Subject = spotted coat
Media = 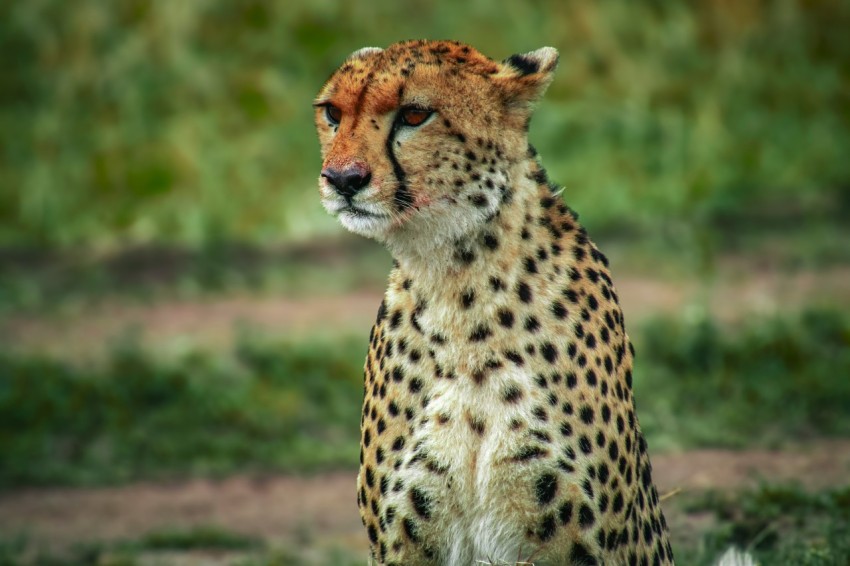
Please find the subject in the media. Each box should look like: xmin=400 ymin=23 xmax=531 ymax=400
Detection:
xmin=314 ymin=40 xmax=674 ymax=566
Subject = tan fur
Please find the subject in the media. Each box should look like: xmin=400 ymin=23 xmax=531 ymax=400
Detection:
xmin=314 ymin=40 xmax=674 ymax=565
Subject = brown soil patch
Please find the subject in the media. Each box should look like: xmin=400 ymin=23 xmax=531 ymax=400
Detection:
xmin=3 ymin=267 xmax=849 ymax=359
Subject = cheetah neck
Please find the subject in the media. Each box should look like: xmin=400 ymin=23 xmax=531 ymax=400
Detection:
xmin=388 ymin=154 xmax=546 ymax=291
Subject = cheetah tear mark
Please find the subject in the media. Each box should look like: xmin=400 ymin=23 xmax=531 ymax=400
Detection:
xmin=386 ymin=87 xmax=415 ymax=211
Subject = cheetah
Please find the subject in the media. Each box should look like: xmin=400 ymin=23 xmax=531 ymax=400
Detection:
xmin=314 ymin=40 xmax=674 ymax=565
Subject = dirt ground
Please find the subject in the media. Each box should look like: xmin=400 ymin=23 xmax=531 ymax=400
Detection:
xmin=4 ymin=266 xmax=849 ymax=360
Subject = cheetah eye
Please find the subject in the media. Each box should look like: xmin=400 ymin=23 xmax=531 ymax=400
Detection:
xmin=400 ymin=107 xmax=433 ymax=127
xmin=324 ymin=104 xmax=342 ymax=125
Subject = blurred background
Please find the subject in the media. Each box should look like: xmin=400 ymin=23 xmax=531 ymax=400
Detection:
xmin=1 ymin=0 xmax=849 ymax=564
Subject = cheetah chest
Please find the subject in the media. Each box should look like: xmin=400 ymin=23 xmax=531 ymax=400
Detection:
xmin=410 ymin=369 xmax=548 ymax=563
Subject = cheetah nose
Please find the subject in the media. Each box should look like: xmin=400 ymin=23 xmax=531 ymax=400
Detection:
xmin=322 ymin=164 xmax=372 ymax=199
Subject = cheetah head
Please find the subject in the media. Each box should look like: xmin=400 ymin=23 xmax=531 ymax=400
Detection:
xmin=314 ymin=40 xmax=558 ymax=255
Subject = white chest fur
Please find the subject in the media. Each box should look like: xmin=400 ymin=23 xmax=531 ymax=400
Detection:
xmin=413 ymin=366 xmax=545 ymax=564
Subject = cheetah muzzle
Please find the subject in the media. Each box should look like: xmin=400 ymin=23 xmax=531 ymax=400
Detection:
xmin=314 ymin=40 xmax=675 ymax=566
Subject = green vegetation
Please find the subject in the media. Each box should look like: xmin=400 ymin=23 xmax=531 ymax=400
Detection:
xmin=140 ymin=526 xmax=262 ymax=551
xmin=2 ymin=0 xmax=848 ymax=249
xmin=0 ymin=526 xmax=365 ymax=566
xmin=679 ymin=484 xmax=850 ymax=566
xmin=2 ymin=309 xmax=847 ymax=488
xmin=635 ymin=309 xmax=850 ymax=450
xmin=0 ymin=336 xmax=365 ymax=487
xmin=0 ymin=237 xmax=391 ymax=314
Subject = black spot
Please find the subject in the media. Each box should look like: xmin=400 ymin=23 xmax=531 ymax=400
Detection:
xmin=552 ymin=301 xmax=568 ymax=319
xmin=512 ymin=445 xmax=548 ymax=461
xmin=531 ymin=429 xmax=551 ymax=442
xmin=461 ymin=289 xmax=475 ymax=308
xmin=469 ymin=324 xmax=492 ymax=342
xmin=559 ymin=501 xmax=574 ymax=524
xmin=489 ymin=276 xmax=505 ymax=291
xmin=368 ymin=523 xmax=378 ymax=544
xmin=524 ymin=256 xmax=538 ymax=274
xmin=505 ymin=350 xmax=524 ymax=366
xmin=392 ymin=367 xmax=404 ymax=382
xmin=541 ymin=342 xmax=558 ymax=363
xmin=389 ymin=310 xmax=402 ymax=329
xmin=455 ymin=247 xmax=475 ymax=265
xmin=580 ymin=405 xmax=595 ymax=424
xmin=609 ymin=441 xmax=619 ymax=461
xmin=579 ymin=435 xmax=592 ymax=454
xmin=467 ymin=414 xmax=486 ymax=435
xmin=497 ymin=309 xmax=515 ymax=328
xmin=560 ymin=422 xmax=573 ymax=436
xmin=410 ymin=487 xmax=432 ymax=519
xmin=564 ymin=289 xmax=579 ymax=303
xmin=579 ymin=504 xmax=595 ymax=528
xmin=570 ymin=542 xmax=597 ymax=564
xmin=537 ymin=513 xmax=557 ymax=541
xmin=392 ymin=436 xmax=405 ymax=451
xmin=535 ymin=472 xmax=558 ymax=506
xmin=402 ymin=517 xmax=420 ymax=542
xmin=482 ymin=233 xmax=499 ymax=250
xmin=430 ymin=333 xmax=446 ymax=345
xmin=409 ymin=377 xmax=422 ymax=393
xmin=502 ymin=384 xmax=523 ymax=404
xmin=518 ymin=282 xmax=533 ymax=303
xmin=598 ymin=463 xmax=610 ymax=484
xmin=470 ymin=193 xmax=488 ymax=207
xmin=524 ymin=315 xmax=540 ymax=333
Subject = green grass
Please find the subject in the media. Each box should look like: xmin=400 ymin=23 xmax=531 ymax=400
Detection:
xmin=0 ymin=335 xmax=366 ymax=487
xmin=1 ymin=0 xmax=848 ymax=248
xmin=634 ymin=309 xmax=850 ymax=450
xmin=1 ymin=309 xmax=848 ymax=488
xmin=678 ymin=484 xmax=850 ymax=566
xmin=0 ymin=530 xmax=358 ymax=566
xmin=140 ymin=526 xmax=262 ymax=551
xmin=0 ymin=237 xmax=391 ymax=315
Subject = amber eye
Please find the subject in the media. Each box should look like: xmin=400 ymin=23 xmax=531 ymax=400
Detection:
xmin=325 ymin=104 xmax=342 ymax=125
xmin=400 ymin=107 xmax=432 ymax=127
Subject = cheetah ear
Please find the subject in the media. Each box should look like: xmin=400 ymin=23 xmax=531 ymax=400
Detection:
xmin=495 ymin=47 xmax=559 ymax=110
xmin=347 ymin=46 xmax=384 ymax=60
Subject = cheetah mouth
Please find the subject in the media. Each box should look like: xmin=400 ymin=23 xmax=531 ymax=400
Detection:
xmin=338 ymin=205 xmax=390 ymax=219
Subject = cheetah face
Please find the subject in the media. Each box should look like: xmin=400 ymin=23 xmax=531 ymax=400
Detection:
xmin=314 ymin=40 xmax=558 ymax=251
